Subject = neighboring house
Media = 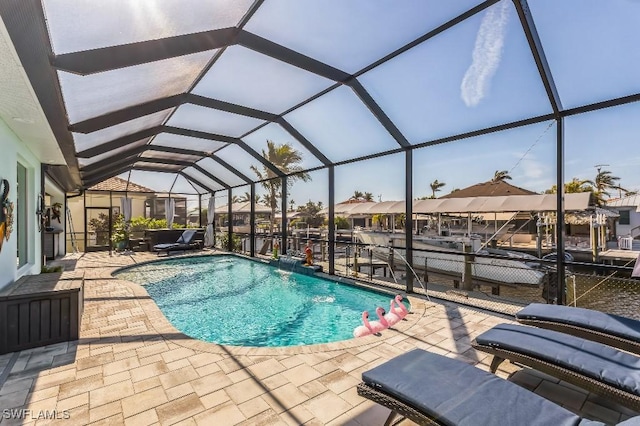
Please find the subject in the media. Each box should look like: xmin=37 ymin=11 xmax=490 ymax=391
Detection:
xmin=606 ymin=194 xmax=640 ymax=239
xmin=439 ymin=180 xmax=537 ymax=198
xmin=66 ymin=177 xmax=188 ymax=252
xmin=149 ymin=192 xmax=188 ymax=226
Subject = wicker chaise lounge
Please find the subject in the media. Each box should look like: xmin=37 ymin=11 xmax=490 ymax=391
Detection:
xmin=358 ymin=349 xmax=640 ymax=426
xmin=472 ymin=324 xmax=640 ymax=412
xmin=516 ymin=303 xmax=640 ymax=355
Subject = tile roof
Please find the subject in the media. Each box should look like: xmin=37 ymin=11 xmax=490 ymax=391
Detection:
xmin=88 ymin=177 xmax=155 ymax=193
xmin=439 ymin=181 xmax=537 ymax=199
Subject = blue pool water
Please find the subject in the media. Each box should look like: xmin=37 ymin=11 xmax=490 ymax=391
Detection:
xmin=114 ymin=255 xmax=407 ymax=347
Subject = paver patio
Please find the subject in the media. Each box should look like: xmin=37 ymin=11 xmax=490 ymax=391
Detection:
xmin=0 ymin=251 xmax=637 ymax=425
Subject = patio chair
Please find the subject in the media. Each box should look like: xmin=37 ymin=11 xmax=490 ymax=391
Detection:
xmin=472 ymin=324 xmax=640 ymax=412
xmin=515 ymin=303 xmax=640 ymax=355
xmin=153 ymin=229 xmax=199 ymax=256
xmin=358 ymin=348 xmax=635 ymax=426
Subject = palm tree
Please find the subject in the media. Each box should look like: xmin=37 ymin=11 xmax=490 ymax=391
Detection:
xmin=492 ymin=170 xmax=512 ymax=182
xmin=612 ymin=185 xmax=629 ymax=199
xmin=261 ymin=193 xmax=274 ymax=208
xmin=350 ymin=190 xmax=364 ymax=201
xmin=250 ymin=141 xmax=310 ymax=235
xmin=231 ymin=195 xmax=240 ymax=203
xmin=289 ymin=199 xmax=296 ymax=212
xmin=429 ymin=179 xmax=446 ymax=198
xmin=363 ymin=192 xmax=374 ymax=202
xmin=238 ymin=191 xmax=252 ymax=202
xmin=594 ymin=168 xmax=622 ymax=205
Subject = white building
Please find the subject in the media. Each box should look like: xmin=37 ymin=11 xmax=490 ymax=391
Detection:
xmin=606 ymin=195 xmax=640 ymax=242
xmin=0 ymin=21 xmax=70 ymax=289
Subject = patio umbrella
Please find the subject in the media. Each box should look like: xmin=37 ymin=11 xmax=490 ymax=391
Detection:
xmin=165 ymin=198 xmax=175 ymax=229
xmin=205 ymin=196 xmax=215 ymax=247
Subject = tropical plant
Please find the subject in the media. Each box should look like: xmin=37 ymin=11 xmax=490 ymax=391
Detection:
xmin=129 ymin=216 xmax=169 ymax=231
xmin=217 ymin=232 xmax=242 ymax=251
xmin=297 ymin=200 xmax=324 ymax=227
xmin=395 ymin=213 xmax=406 ymax=229
xmin=110 ymin=213 xmax=128 ymax=249
xmin=429 ymin=179 xmax=446 ymax=198
xmin=591 ymin=168 xmax=624 ymax=205
xmin=544 ymin=178 xmax=594 ymax=195
xmin=334 ymin=216 xmax=350 ymax=229
xmin=363 ymin=192 xmax=374 ymax=202
xmin=492 ymin=170 xmax=512 ymax=182
xmin=88 ymin=213 xmax=111 ymax=246
xmin=238 ymin=192 xmax=252 ymax=202
xmin=350 ymin=190 xmax=364 ymax=201
xmin=250 ymin=141 xmax=310 ymax=235
xmin=372 ymin=214 xmax=386 ymax=230
xmin=289 ymin=199 xmax=296 ymax=211
xmin=261 ymin=193 xmax=274 ymax=208
xmin=231 ymin=195 xmax=240 ymax=203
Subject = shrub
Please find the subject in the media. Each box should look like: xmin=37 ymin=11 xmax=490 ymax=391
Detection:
xmin=335 ymin=216 xmax=350 ymax=229
xmin=217 ymin=233 xmax=242 ymax=251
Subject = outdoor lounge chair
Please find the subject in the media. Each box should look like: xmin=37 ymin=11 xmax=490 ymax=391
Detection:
xmin=358 ymin=348 xmax=638 ymax=426
xmin=472 ymin=323 xmax=640 ymax=411
xmin=153 ymin=229 xmax=199 ymax=255
xmin=516 ymin=303 xmax=640 ymax=355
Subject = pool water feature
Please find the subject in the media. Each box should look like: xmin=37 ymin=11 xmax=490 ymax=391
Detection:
xmin=114 ymin=255 xmax=408 ymax=347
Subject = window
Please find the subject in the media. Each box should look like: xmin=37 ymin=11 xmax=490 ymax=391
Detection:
xmin=16 ymin=163 xmax=28 ymax=268
xmin=153 ymin=199 xmax=165 ymax=219
xmin=619 ymin=210 xmax=630 ymax=225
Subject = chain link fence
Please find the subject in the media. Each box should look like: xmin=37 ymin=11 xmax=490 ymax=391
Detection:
xmin=566 ymin=268 xmax=640 ymax=320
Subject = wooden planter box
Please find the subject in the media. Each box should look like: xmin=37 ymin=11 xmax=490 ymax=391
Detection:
xmin=0 ymin=271 xmax=84 ymax=355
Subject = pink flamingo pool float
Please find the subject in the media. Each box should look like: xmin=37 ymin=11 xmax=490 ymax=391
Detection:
xmin=353 ymin=295 xmax=409 ymax=337
xmin=391 ymin=295 xmax=409 ymax=318
xmin=353 ymin=307 xmax=389 ymax=337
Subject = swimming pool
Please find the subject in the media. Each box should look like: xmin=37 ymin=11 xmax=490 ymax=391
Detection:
xmin=114 ymin=255 xmax=407 ymax=347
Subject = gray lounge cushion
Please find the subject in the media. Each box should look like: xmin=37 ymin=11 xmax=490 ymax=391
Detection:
xmin=361 ymin=349 xmax=585 ymax=426
xmin=475 ymin=324 xmax=640 ymax=395
xmin=154 ymin=230 xmax=197 ymax=251
xmin=516 ymin=303 xmax=640 ymax=343
xmin=618 ymin=418 xmax=640 ymax=426
xmin=153 ymin=243 xmax=180 ymax=250
xmin=176 ymin=229 xmax=196 ymax=244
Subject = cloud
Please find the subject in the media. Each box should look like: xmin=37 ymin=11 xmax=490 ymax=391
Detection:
xmin=520 ymin=157 xmax=546 ymax=180
xmin=460 ymin=1 xmax=510 ymax=107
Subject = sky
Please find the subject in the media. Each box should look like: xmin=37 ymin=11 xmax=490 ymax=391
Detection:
xmin=76 ymin=0 xmax=640 ymax=210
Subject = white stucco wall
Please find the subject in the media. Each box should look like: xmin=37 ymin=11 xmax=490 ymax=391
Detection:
xmin=0 ymin=118 xmax=43 ymax=290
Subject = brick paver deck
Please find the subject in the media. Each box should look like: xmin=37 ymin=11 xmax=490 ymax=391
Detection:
xmin=0 ymin=251 xmax=637 ymax=425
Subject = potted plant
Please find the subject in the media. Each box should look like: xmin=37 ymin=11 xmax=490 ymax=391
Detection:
xmin=111 ymin=214 xmax=129 ymax=251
